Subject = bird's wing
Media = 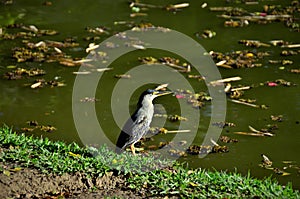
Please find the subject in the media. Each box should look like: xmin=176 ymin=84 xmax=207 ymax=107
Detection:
xmin=116 ymin=111 xmax=151 ymax=153
xmin=134 ymin=114 xmax=147 ymax=125
xmin=120 ymin=115 xmax=149 ymax=150
xmin=130 ymin=115 xmax=149 ymax=139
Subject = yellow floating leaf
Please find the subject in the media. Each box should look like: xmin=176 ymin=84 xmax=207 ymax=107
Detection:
xmin=6 ymin=65 xmax=17 ymax=69
xmin=265 ymin=167 xmax=274 ymax=170
xmin=282 ymin=161 xmax=293 ymax=164
xmin=281 ymin=172 xmax=291 ymax=176
xmin=245 ymin=53 xmax=254 ymax=58
xmin=57 ymin=82 xmax=66 ymax=87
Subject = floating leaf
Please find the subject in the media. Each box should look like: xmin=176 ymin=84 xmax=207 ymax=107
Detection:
xmin=31 ymin=81 xmax=42 ymax=89
xmin=281 ymin=172 xmax=291 ymax=176
xmin=261 ymin=154 xmax=272 ymax=167
xmin=6 ymin=65 xmax=16 ymax=69
xmin=282 ymin=161 xmax=294 ymax=164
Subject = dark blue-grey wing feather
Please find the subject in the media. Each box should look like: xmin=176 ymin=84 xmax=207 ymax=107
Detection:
xmin=115 ymin=111 xmax=150 ymax=153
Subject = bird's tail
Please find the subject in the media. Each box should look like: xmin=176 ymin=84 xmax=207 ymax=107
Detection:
xmin=115 ymin=130 xmax=130 ymax=154
xmin=115 ymin=146 xmax=123 ymax=154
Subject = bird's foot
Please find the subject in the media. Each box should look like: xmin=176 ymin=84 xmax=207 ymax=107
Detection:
xmin=130 ymin=144 xmax=136 ymax=156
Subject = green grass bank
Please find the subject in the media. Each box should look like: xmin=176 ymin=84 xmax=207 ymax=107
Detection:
xmin=0 ymin=126 xmax=299 ymax=198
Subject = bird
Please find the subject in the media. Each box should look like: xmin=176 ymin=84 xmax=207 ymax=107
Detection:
xmin=116 ymin=89 xmax=172 ymax=155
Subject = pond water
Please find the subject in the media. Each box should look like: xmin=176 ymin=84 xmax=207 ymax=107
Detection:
xmin=0 ymin=0 xmax=299 ymax=189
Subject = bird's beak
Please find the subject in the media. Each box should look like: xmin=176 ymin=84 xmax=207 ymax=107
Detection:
xmin=154 ymin=90 xmax=173 ymax=97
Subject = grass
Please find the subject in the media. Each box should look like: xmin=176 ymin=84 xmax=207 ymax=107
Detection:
xmin=0 ymin=125 xmax=299 ymax=198
xmin=0 ymin=126 xmax=170 ymax=176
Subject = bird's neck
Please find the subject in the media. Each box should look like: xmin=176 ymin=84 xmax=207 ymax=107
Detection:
xmin=139 ymin=99 xmax=154 ymax=110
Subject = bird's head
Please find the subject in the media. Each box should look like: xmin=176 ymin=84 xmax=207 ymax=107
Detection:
xmin=137 ymin=89 xmax=172 ymax=106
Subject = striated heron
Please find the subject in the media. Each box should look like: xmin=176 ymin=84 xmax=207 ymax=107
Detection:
xmin=116 ymin=89 xmax=172 ymax=155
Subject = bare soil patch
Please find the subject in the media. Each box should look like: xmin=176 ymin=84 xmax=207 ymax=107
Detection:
xmin=0 ymin=162 xmax=146 ymax=198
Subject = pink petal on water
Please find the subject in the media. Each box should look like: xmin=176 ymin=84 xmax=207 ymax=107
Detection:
xmin=267 ymin=82 xmax=278 ymax=87
xmin=260 ymin=12 xmax=267 ymax=17
xmin=176 ymin=94 xmax=185 ymax=99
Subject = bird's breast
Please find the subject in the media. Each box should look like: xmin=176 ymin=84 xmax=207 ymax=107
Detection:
xmin=138 ymin=105 xmax=154 ymax=125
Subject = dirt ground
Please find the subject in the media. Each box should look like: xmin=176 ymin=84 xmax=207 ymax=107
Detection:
xmin=0 ymin=162 xmax=146 ymax=199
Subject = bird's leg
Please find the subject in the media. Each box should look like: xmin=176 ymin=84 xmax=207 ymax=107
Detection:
xmin=130 ymin=144 xmax=136 ymax=155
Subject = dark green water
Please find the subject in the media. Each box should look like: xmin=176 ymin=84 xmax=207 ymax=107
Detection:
xmin=0 ymin=0 xmax=299 ymax=189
